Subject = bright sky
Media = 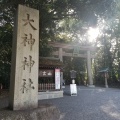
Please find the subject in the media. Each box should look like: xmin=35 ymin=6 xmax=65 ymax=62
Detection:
xmin=87 ymin=27 xmax=100 ymax=42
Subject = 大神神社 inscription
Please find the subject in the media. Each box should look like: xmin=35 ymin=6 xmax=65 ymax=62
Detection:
xmin=22 ymin=33 xmax=35 ymax=51
xmin=20 ymin=78 xmax=35 ymax=93
xmin=9 ymin=5 xmax=39 ymax=110
xmin=23 ymin=55 xmax=35 ymax=73
xmin=22 ymin=14 xmax=37 ymax=30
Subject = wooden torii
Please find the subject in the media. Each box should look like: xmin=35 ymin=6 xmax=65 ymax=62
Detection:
xmin=48 ymin=42 xmax=96 ymax=87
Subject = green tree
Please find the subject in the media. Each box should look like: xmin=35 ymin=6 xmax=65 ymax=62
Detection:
xmin=0 ymin=0 xmax=117 ymax=87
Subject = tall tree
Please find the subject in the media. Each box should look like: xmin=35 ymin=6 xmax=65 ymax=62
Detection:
xmin=0 ymin=0 xmax=117 ymax=86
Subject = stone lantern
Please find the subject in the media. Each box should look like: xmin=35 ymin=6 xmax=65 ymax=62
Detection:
xmin=98 ymin=68 xmax=109 ymax=88
xmin=70 ymin=70 xmax=76 ymax=84
xmin=70 ymin=70 xmax=77 ymax=96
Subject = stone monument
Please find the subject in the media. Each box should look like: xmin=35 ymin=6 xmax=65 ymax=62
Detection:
xmin=9 ymin=5 xmax=39 ymax=110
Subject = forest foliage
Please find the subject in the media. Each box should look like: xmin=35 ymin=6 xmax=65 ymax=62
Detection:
xmin=0 ymin=0 xmax=120 ymax=87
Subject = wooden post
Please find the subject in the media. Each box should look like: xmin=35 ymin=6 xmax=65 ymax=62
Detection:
xmin=87 ymin=51 xmax=94 ymax=87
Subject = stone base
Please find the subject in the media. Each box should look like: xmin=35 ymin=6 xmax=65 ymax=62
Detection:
xmin=38 ymin=90 xmax=63 ymax=100
xmin=0 ymin=104 xmax=60 ymax=120
xmin=88 ymin=85 xmax=95 ymax=87
xmin=105 ymin=85 xmax=108 ymax=88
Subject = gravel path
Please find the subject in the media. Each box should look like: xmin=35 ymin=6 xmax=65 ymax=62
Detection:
xmin=1 ymin=86 xmax=120 ymax=120
xmin=39 ymin=86 xmax=120 ymax=120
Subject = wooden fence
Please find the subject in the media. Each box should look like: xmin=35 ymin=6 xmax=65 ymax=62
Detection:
xmin=38 ymin=83 xmax=55 ymax=91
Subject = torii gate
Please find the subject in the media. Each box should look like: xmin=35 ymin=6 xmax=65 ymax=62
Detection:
xmin=48 ymin=42 xmax=96 ymax=87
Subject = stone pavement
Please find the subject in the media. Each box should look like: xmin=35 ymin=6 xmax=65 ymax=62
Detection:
xmin=1 ymin=86 xmax=120 ymax=120
xmin=39 ymin=86 xmax=120 ymax=120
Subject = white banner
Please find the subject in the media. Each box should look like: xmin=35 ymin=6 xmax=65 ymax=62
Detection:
xmin=55 ymin=69 xmax=60 ymax=89
xmin=70 ymin=84 xmax=77 ymax=96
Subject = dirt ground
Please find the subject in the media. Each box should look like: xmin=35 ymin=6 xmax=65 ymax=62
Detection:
xmin=0 ymin=89 xmax=9 ymax=98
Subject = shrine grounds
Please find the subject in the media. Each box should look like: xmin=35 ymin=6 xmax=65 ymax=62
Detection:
xmin=40 ymin=86 xmax=120 ymax=120
xmin=1 ymin=86 xmax=120 ymax=120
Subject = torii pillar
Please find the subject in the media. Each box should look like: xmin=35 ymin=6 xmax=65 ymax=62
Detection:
xmin=59 ymin=48 xmax=63 ymax=62
xmin=59 ymin=48 xmax=64 ymax=88
xmin=87 ymin=51 xmax=95 ymax=87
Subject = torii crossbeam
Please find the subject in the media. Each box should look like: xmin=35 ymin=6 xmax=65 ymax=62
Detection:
xmin=48 ymin=42 xmax=96 ymax=87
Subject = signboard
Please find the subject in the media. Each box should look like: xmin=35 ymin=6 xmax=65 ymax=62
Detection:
xmin=70 ymin=70 xmax=76 ymax=79
xmin=73 ymin=47 xmax=79 ymax=56
xmin=70 ymin=84 xmax=77 ymax=96
xmin=55 ymin=69 xmax=60 ymax=89
xmin=39 ymin=69 xmax=54 ymax=77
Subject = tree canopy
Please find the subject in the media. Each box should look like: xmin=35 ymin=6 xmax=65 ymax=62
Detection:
xmin=1 ymin=0 xmax=120 ymax=87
